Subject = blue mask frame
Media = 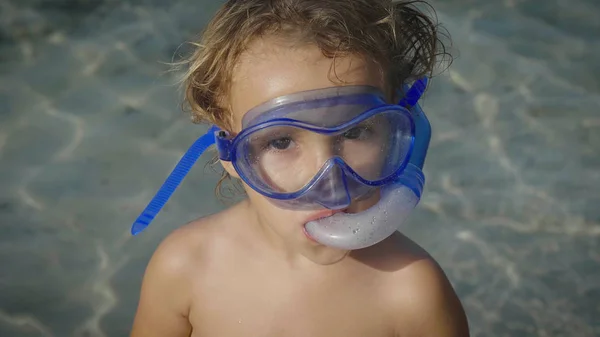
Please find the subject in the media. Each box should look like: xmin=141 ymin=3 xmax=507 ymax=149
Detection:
xmin=130 ymin=77 xmax=431 ymax=235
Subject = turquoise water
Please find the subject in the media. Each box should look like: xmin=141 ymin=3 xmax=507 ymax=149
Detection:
xmin=1 ymin=0 xmax=599 ymax=336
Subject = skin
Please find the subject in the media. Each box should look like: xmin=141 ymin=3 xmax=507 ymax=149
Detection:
xmin=130 ymin=36 xmax=470 ymax=337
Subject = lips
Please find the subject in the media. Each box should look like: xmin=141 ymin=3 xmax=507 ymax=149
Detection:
xmin=302 ymin=209 xmax=345 ymax=243
xmin=303 ymin=209 xmax=345 ymax=224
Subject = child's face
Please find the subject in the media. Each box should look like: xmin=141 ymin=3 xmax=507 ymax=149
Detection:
xmin=225 ymin=36 xmax=386 ymax=258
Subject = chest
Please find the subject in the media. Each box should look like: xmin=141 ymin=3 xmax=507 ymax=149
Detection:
xmin=189 ymin=272 xmax=394 ymax=337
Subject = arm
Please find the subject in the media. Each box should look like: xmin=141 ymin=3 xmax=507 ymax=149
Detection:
xmin=392 ymin=258 xmax=470 ymax=337
xmin=130 ymin=231 xmax=195 ymax=337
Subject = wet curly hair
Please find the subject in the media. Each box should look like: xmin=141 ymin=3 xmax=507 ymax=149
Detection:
xmin=178 ymin=0 xmax=452 ymax=199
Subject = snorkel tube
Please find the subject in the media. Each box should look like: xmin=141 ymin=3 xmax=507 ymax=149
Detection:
xmin=303 ymin=78 xmax=431 ymax=250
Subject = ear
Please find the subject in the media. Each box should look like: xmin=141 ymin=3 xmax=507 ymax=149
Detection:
xmin=220 ymin=159 xmax=240 ymax=179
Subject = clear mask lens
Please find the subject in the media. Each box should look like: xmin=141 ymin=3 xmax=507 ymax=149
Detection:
xmin=237 ymin=110 xmax=412 ymax=195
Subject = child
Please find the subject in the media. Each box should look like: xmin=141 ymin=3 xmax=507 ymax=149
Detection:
xmin=130 ymin=0 xmax=469 ymax=336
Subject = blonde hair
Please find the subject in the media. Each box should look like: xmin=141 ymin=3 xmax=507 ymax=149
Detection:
xmin=179 ymin=0 xmax=451 ymax=199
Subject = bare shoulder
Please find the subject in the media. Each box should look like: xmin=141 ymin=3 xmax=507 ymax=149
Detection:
xmin=362 ymin=233 xmax=470 ymax=337
xmin=147 ymin=216 xmax=213 ymax=279
xmin=130 ymin=204 xmax=247 ymax=336
xmin=149 ymin=201 xmax=248 ymax=276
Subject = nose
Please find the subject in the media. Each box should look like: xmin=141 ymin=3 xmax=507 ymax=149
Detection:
xmin=310 ymin=135 xmax=339 ymax=172
xmin=308 ymin=160 xmax=351 ymax=210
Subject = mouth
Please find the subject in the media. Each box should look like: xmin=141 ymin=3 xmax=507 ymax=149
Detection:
xmin=302 ymin=209 xmax=346 ymax=243
xmin=303 ymin=209 xmax=346 ymax=224
xmin=302 ymin=226 xmax=318 ymax=242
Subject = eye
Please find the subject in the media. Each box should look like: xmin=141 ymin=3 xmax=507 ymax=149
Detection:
xmin=343 ymin=126 xmax=370 ymax=140
xmin=268 ymin=137 xmax=292 ymax=150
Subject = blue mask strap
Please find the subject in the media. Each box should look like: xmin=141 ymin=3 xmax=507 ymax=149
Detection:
xmin=131 ymin=125 xmax=219 ymax=235
xmin=398 ymin=77 xmax=428 ymax=108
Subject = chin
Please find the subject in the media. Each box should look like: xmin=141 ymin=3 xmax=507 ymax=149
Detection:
xmin=305 ymin=245 xmax=351 ymax=265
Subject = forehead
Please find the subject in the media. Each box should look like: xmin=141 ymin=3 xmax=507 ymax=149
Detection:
xmin=228 ymin=37 xmax=385 ymax=130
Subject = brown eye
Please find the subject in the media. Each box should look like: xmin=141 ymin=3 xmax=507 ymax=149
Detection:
xmin=268 ymin=137 xmax=292 ymax=150
xmin=343 ymin=126 xmax=369 ymax=140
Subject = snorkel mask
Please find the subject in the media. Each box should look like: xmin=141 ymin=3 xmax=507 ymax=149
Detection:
xmin=131 ymin=78 xmax=431 ymax=250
